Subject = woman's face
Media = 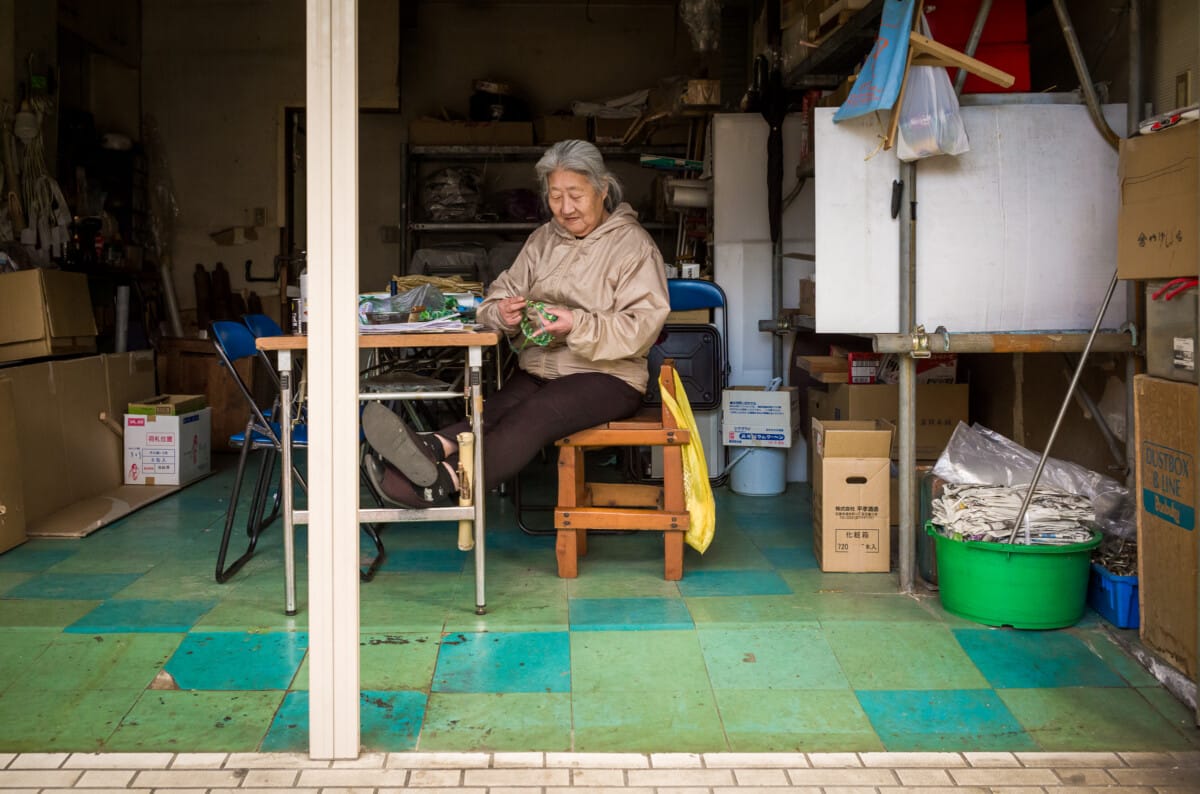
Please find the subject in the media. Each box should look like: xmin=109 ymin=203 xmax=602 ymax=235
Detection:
xmin=547 ymin=169 xmax=607 ymax=237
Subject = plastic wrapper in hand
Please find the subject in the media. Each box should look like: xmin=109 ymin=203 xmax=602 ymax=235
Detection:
xmin=421 ymin=167 xmax=481 ymax=221
xmin=932 ymin=422 xmax=1135 ymax=539
xmin=142 ymin=114 xmax=180 ymax=259
xmin=410 ymin=243 xmax=486 ymax=281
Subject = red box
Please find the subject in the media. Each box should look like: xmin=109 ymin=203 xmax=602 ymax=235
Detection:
xmin=959 ymin=42 xmax=1031 ymax=94
xmin=925 ymin=0 xmax=1027 ymax=46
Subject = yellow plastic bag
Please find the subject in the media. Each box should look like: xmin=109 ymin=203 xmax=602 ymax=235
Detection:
xmin=659 ymin=368 xmax=715 ymax=553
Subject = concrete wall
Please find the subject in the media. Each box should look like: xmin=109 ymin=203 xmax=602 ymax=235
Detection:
xmin=138 ymin=0 xmax=708 ymax=328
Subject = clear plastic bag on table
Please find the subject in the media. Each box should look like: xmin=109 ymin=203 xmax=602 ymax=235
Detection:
xmin=359 ymin=283 xmax=446 ymax=324
xmin=421 ymin=167 xmax=482 ymax=221
xmin=895 ymin=61 xmax=970 ymax=162
xmin=931 ymin=422 xmax=1135 ymax=539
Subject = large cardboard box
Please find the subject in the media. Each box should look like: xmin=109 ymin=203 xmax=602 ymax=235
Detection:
xmin=812 ymin=419 xmax=893 ymax=572
xmin=0 ymin=269 xmax=97 ymax=364
xmin=808 ymin=382 xmax=968 ymax=460
xmin=124 ymin=408 xmax=212 ymax=486
xmin=1134 ymin=374 xmax=1197 ymax=678
xmin=408 ymin=119 xmax=534 ymax=146
xmin=721 ymin=387 xmax=800 ymax=448
xmin=0 ymin=379 xmax=26 ymax=554
xmin=1118 ymin=124 xmax=1198 ymax=280
xmin=0 ymin=351 xmax=175 ymax=539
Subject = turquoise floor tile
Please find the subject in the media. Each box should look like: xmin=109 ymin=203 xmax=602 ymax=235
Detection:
xmin=698 ymin=627 xmax=849 ymax=690
xmin=857 ymin=689 xmax=1039 ymax=751
xmin=953 ymin=628 xmax=1126 ymax=688
xmin=378 ymin=548 xmax=466 ymax=573
xmin=165 ymin=632 xmax=308 ymax=690
xmin=261 ymin=690 xmax=426 ymax=752
xmin=5 ymin=572 xmax=142 ymax=600
xmin=0 ymin=545 xmax=78 ymax=572
xmin=65 ymin=599 xmax=217 ymax=633
xmin=758 ymin=546 xmax=820 ymax=570
xmin=432 ymin=631 xmax=569 ymax=693
xmin=676 ymin=570 xmax=792 ymax=597
xmin=568 ymin=597 xmax=693 ymax=631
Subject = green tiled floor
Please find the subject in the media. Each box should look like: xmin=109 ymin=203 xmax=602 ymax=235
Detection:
xmin=0 ymin=452 xmax=1196 ymax=753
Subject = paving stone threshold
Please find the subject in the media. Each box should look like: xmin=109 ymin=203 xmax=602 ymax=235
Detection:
xmin=2 ymin=750 xmax=1199 ymax=791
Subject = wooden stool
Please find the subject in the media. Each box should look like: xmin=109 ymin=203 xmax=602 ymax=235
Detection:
xmin=554 ymin=361 xmax=690 ymax=580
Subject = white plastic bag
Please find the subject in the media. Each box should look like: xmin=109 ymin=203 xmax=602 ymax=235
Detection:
xmin=896 ymin=63 xmax=970 ymax=162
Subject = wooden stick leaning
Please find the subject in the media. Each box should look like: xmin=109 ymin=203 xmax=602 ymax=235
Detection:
xmin=456 ymin=431 xmax=475 ymax=551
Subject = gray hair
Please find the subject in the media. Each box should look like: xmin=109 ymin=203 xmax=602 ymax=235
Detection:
xmin=535 ymin=139 xmax=623 ymax=211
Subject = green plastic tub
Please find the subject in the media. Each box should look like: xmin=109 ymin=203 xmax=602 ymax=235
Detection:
xmin=926 ymin=521 xmax=1102 ymax=629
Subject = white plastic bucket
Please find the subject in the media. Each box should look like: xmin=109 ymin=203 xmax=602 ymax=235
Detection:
xmin=729 ymin=447 xmax=787 ymax=496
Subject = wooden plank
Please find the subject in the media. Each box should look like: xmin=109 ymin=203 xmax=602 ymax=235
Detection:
xmin=557 ymin=427 xmax=690 ymax=447
xmin=587 ymin=482 xmax=662 ymax=508
xmin=909 ymin=31 xmax=1015 ymax=88
xmin=555 ymin=507 xmax=688 ymax=531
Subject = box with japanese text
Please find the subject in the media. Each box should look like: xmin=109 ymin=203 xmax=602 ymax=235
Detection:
xmin=721 ymin=386 xmax=800 ymax=448
xmin=1118 ymin=124 xmax=1198 ymax=279
xmin=1133 ymin=375 xmax=1196 ymax=678
xmin=812 ymin=418 xmax=893 ymax=572
xmin=124 ymin=408 xmax=212 ymax=486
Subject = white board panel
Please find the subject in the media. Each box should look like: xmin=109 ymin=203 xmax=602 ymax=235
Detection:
xmin=814 ymin=103 xmax=1127 ymax=333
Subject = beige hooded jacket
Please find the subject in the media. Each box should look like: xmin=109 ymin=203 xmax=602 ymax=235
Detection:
xmin=477 ymin=202 xmax=670 ymax=393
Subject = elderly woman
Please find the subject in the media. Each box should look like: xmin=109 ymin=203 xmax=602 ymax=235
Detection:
xmin=363 ymin=139 xmax=671 ymax=507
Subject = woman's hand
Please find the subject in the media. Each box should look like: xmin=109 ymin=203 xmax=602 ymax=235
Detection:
xmin=497 ymin=295 xmax=526 ymax=329
xmin=535 ymin=304 xmax=574 ymax=337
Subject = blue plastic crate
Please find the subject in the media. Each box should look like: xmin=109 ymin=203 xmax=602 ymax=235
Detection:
xmin=1087 ymin=563 xmax=1139 ymax=629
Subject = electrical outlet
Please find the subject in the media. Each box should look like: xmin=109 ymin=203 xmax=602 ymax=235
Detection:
xmin=253 ymin=207 xmax=267 ymax=227
xmin=1176 ymin=70 xmax=1193 ymax=108
xmin=379 ymin=225 xmax=401 ymax=244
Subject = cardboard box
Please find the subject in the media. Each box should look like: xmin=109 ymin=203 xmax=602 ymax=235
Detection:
xmin=0 ymin=379 xmax=26 ymax=555
xmin=534 ymin=115 xmax=588 ymax=144
xmin=808 ymin=382 xmax=968 ymax=460
xmin=1118 ymin=124 xmax=1198 ymax=279
xmin=408 ymin=119 xmax=534 ymax=146
xmin=124 ymin=408 xmax=212 ymax=486
xmin=592 ymin=117 xmax=635 ymax=144
xmin=876 ymin=353 xmax=958 ymax=384
xmin=812 ymin=418 xmax=893 ymax=572
xmin=128 ymin=394 xmax=208 ymax=416
xmin=1134 ymin=375 xmax=1197 ymax=678
xmin=0 ymin=351 xmax=173 ymax=539
xmin=798 ymin=277 xmax=816 ymax=316
xmin=0 ymin=269 xmax=97 ymax=364
xmin=722 ymin=387 xmax=800 ymax=448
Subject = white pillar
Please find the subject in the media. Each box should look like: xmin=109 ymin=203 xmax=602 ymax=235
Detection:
xmin=305 ymin=0 xmax=361 ymax=760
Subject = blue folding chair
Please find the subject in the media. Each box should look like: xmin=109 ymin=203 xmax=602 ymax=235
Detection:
xmin=211 ymin=320 xmax=308 ymax=583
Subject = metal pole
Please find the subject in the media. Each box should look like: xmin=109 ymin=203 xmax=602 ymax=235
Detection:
xmin=1007 ymin=270 xmax=1121 ymax=543
xmin=954 ymin=0 xmax=994 ymax=94
xmin=897 ymin=160 xmax=917 ymax=593
xmin=872 ymin=331 xmax=1136 ymax=354
xmin=1051 ymin=0 xmax=1120 ymax=150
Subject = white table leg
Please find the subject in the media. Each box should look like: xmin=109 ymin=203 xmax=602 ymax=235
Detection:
xmin=469 ymin=344 xmax=486 ymax=615
xmin=279 ymin=349 xmax=297 ymax=616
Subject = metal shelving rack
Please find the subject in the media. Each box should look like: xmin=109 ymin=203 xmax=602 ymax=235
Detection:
xmin=400 ymin=144 xmax=686 ymax=272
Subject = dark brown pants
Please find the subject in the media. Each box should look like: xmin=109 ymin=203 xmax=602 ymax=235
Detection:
xmin=439 ymin=369 xmax=643 ymax=490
